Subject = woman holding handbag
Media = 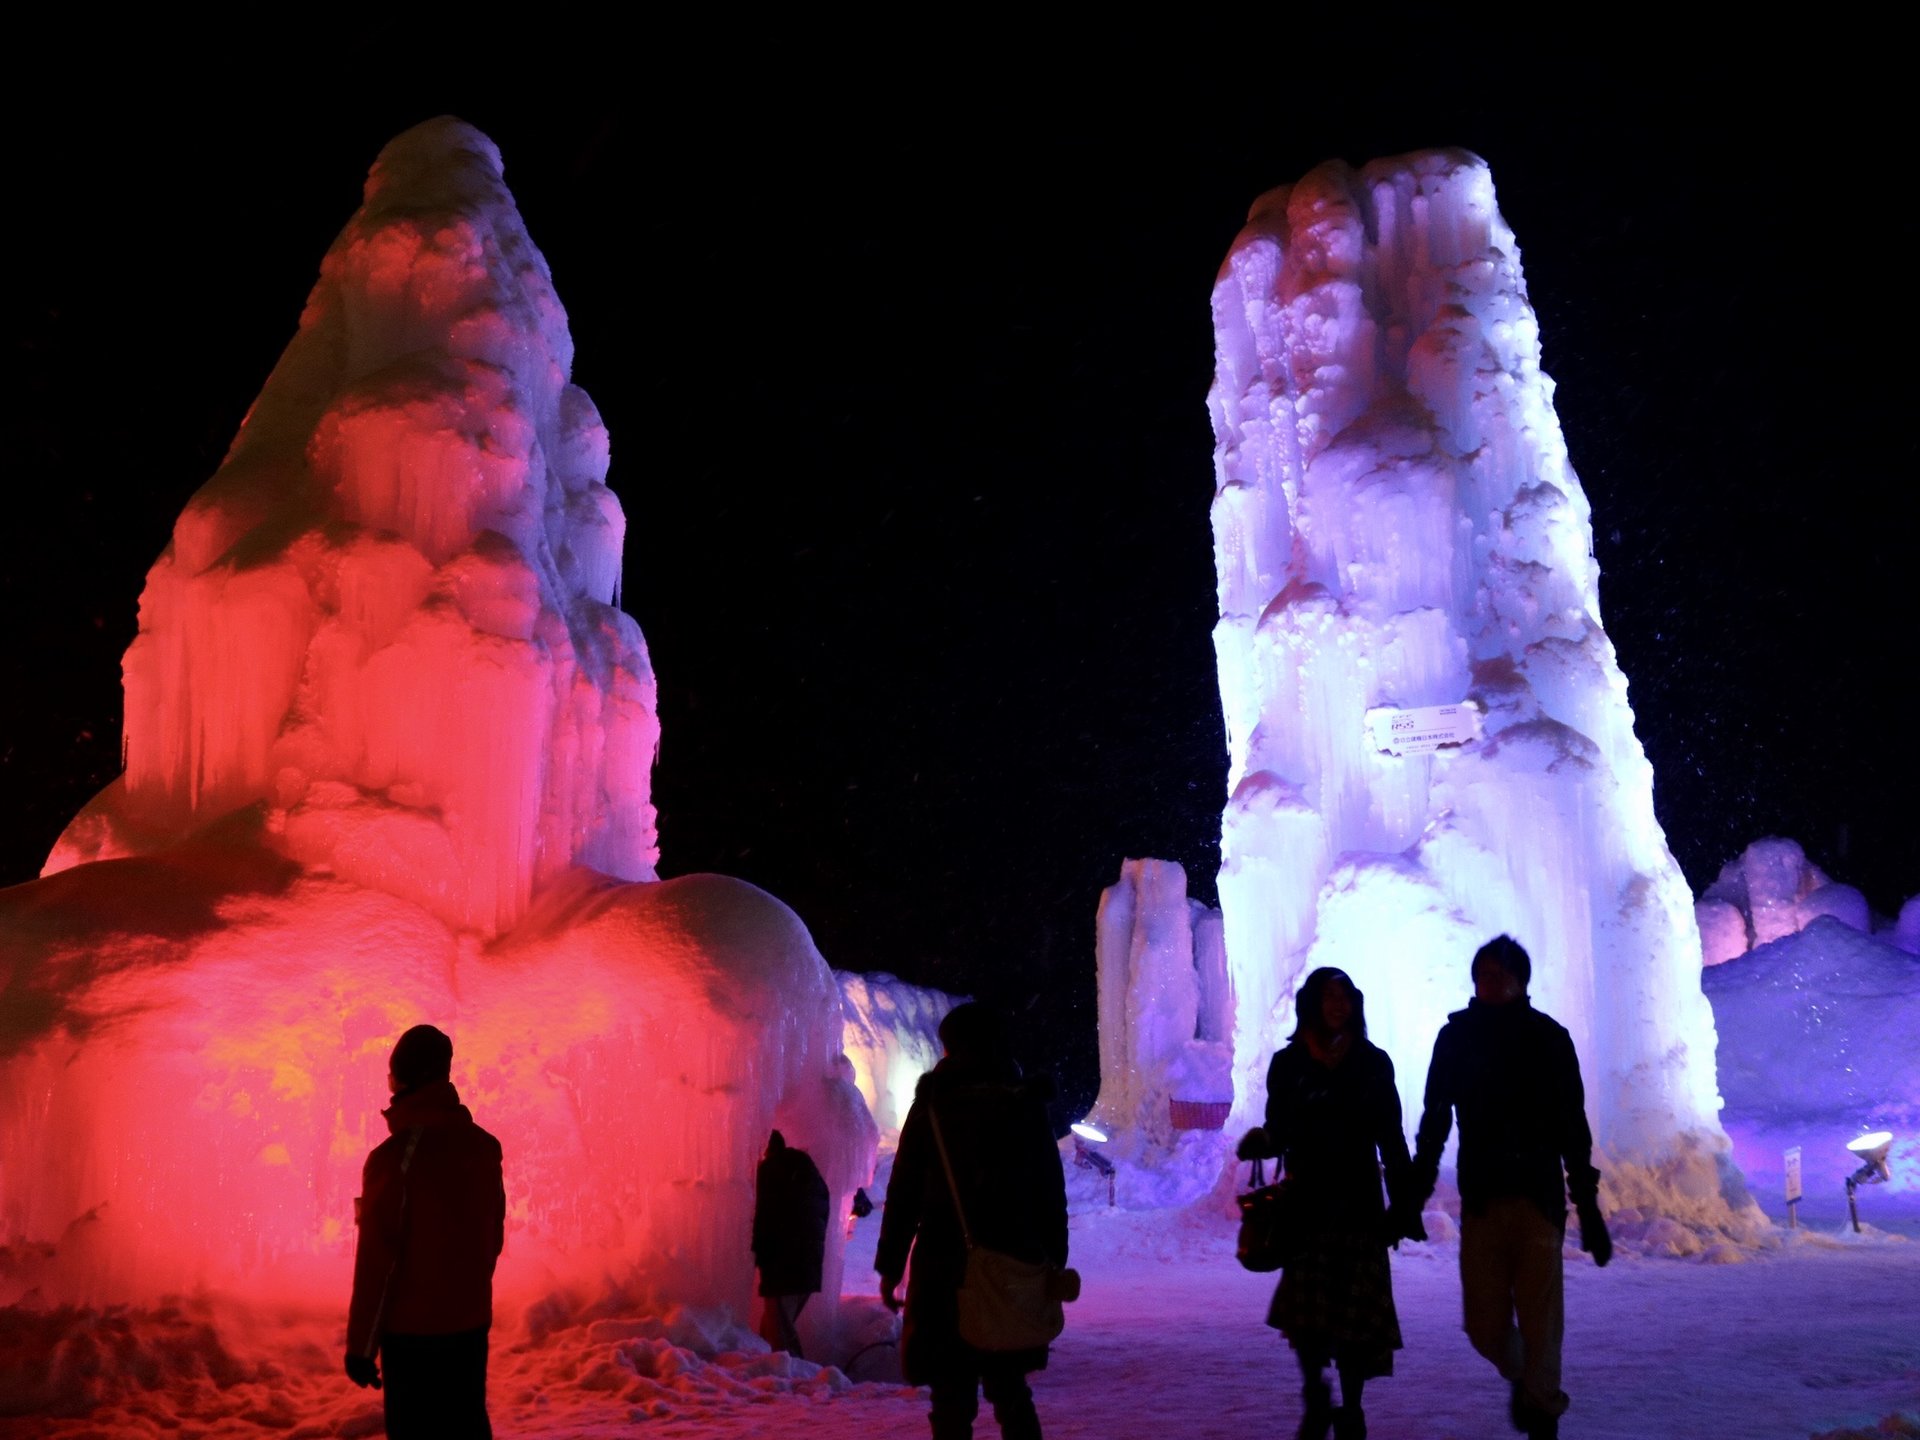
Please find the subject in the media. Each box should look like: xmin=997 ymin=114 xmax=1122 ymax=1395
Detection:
xmin=1259 ymin=967 xmax=1422 ymax=1440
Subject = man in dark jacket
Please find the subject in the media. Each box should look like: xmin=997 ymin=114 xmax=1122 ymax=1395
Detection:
xmin=345 ymin=1024 xmax=506 ymax=1439
xmin=877 ymin=1002 xmax=1068 ymax=1440
xmin=751 ymin=1129 xmax=831 ymax=1358
xmin=1411 ymin=936 xmax=1611 ymax=1440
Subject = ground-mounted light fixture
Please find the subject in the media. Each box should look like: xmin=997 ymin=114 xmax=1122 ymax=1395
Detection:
xmin=1844 ymin=1130 xmax=1894 ymax=1234
xmin=1070 ymin=1122 xmax=1115 ymax=1207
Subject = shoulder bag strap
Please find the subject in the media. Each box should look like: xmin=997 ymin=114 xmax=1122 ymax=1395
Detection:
xmin=927 ymin=1107 xmax=976 ymax=1251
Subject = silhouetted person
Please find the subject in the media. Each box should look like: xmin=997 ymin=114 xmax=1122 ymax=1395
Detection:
xmin=877 ymin=1002 xmax=1068 ymax=1440
xmin=346 ymin=1024 xmax=505 ymax=1439
xmin=1250 ymin=966 xmax=1420 ymax=1440
xmin=751 ymin=1129 xmax=831 ymax=1358
xmin=1411 ymin=936 xmax=1612 ymax=1440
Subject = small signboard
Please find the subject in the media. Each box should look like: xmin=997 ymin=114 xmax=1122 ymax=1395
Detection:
xmin=1784 ymin=1145 xmax=1803 ymax=1228
xmin=1365 ymin=701 xmax=1482 ymax=757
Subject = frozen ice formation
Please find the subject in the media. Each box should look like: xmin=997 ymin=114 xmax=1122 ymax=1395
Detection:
xmin=0 ymin=121 xmax=875 ymax=1350
xmin=1087 ymin=859 xmax=1231 ymax=1147
xmin=1207 ymin=150 xmax=1743 ymax=1200
xmin=1696 ymin=836 xmax=1872 ymax=965
xmin=836 ymin=971 xmax=963 ymax=1149
xmin=45 ymin=117 xmax=659 ymax=936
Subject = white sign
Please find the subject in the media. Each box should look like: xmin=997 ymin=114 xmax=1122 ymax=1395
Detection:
xmin=1365 ymin=701 xmax=1482 ymax=757
xmin=1784 ymin=1146 xmax=1803 ymax=1204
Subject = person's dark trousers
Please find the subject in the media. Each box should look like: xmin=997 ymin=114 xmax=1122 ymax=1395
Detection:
xmin=380 ymin=1327 xmax=492 ymax=1439
xmin=928 ymin=1352 xmax=1042 ymax=1440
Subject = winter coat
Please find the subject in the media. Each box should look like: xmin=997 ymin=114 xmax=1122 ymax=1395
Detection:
xmin=1412 ymin=996 xmax=1600 ymax=1223
xmin=875 ymin=1056 xmax=1068 ymax=1385
xmin=752 ymin=1142 xmax=831 ymax=1296
xmin=347 ymin=1080 xmax=506 ymax=1354
xmin=1264 ymin=1037 xmax=1415 ymax=1234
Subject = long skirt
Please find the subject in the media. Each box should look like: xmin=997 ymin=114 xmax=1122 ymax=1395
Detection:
xmin=1266 ymin=1229 xmax=1401 ymax=1379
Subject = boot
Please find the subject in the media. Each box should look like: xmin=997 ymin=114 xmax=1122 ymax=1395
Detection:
xmin=1333 ymin=1365 xmax=1366 ymax=1439
xmin=1294 ymin=1371 xmax=1334 ymax=1440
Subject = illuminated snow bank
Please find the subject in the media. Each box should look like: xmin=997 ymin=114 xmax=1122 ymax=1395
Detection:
xmin=45 ymin=117 xmax=658 ymax=936
xmin=0 ymin=119 xmax=875 ymax=1352
xmin=1706 ymin=918 xmax=1920 ymax=1223
xmin=1208 ymin=150 xmax=1749 ymax=1219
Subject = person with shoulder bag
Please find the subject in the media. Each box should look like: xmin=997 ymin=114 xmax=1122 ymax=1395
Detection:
xmin=877 ymin=1002 xmax=1071 ymax=1440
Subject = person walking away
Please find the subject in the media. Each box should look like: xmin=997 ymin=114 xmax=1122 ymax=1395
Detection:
xmin=1252 ymin=966 xmax=1420 ymax=1440
xmin=876 ymin=1002 xmax=1068 ymax=1440
xmin=1410 ymin=935 xmax=1612 ymax=1440
xmin=345 ymin=1024 xmax=506 ymax=1439
xmin=751 ymin=1129 xmax=831 ymax=1358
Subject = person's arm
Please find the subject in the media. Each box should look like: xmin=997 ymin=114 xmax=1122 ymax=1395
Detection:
xmin=875 ymin=1101 xmax=926 ymax=1308
xmin=345 ymin=1147 xmax=400 ymax=1380
xmin=1410 ymin=1029 xmax=1455 ymax=1205
xmin=488 ymin=1138 xmax=506 ymax=1263
xmin=1262 ymin=1050 xmax=1292 ymax=1172
xmin=1038 ymin=1103 xmax=1069 ymax=1268
xmin=1556 ymin=1030 xmax=1611 ymax=1265
xmin=1373 ymin=1053 xmax=1422 ymax=1238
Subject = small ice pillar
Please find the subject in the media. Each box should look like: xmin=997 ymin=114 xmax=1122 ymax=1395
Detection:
xmin=1089 ymin=859 xmax=1232 ymax=1146
xmin=1208 ymin=151 xmax=1738 ymax=1198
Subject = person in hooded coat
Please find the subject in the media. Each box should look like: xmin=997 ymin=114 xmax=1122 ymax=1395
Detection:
xmin=345 ymin=1024 xmax=505 ymax=1440
xmin=876 ymin=1002 xmax=1068 ymax=1440
xmin=751 ymin=1129 xmax=831 ymax=1358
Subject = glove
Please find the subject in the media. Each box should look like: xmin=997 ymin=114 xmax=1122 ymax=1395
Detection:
xmin=1395 ymin=1199 xmax=1428 ymax=1245
xmin=1236 ymin=1127 xmax=1274 ymax=1161
xmin=1576 ymin=1198 xmax=1612 ymax=1268
xmin=879 ymin=1274 xmax=904 ymax=1312
xmin=345 ymin=1353 xmax=382 ymax=1389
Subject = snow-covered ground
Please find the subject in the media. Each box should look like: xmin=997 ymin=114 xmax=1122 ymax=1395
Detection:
xmin=7 ymin=1198 xmax=1916 ymax=1439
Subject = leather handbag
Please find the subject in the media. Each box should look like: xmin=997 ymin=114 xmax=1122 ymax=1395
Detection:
xmin=929 ymin=1109 xmax=1078 ymax=1351
xmin=1235 ymin=1157 xmax=1299 ymax=1273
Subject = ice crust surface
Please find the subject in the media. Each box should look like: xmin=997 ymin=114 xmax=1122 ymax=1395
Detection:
xmin=0 ymin=120 xmax=876 ymax=1357
xmin=1207 ymin=151 xmax=1747 ymax=1220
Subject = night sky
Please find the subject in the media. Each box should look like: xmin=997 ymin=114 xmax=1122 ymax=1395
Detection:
xmin=5 ymin=56 xmax=1913 ymax=1114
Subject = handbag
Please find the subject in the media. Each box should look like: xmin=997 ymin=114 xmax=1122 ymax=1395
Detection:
xmin=1235 ymin=1157 xmax=1300 ymax=1273
xmin=929 ymin=1108 xmax=1078 ymax=1351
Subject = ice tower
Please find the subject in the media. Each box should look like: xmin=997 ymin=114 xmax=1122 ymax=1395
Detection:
xmin=1209 ymin=151 xmax=1746 ymax=1210
xmin=0 ymin=120 xmax=876 ymax=1344
xmin=46 ymin=119 xmax=659 ymax=934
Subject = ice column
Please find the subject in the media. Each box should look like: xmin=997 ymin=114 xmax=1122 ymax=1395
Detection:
xmin=45 ymin=118 xmax=659 ymax=934
xmin=1208 ymin=151 xmax=1730 ymax=1172
xmin=1088 ymin=859 xmax=1232 ymax=1146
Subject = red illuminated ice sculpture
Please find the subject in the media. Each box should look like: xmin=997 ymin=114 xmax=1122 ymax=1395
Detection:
xmin=0 ymin=119 xmax=875 ymax=1354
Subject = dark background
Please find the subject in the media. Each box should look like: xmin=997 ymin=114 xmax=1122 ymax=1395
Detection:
xmin=5 ymin=52 xmax=1913 ymax=1114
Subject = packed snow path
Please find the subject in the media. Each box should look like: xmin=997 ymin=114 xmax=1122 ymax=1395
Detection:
xmin=8 ymin=1210 xmax=1915 ymax=1438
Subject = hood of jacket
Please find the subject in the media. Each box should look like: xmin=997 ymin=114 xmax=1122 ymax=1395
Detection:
xmin=382 ymin=1078 xmax=475 ymax=1134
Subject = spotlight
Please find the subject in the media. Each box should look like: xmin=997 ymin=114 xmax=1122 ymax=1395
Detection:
xmin=1844 ymin=1130 xmax=1894 ymax=1234
xmin=1070 ymin=1122 xmax=1115 ymax=1207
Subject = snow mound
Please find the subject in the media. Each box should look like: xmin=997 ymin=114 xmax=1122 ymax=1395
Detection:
xmin=1705 ymin=916 xmax=1920 ymax=1219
